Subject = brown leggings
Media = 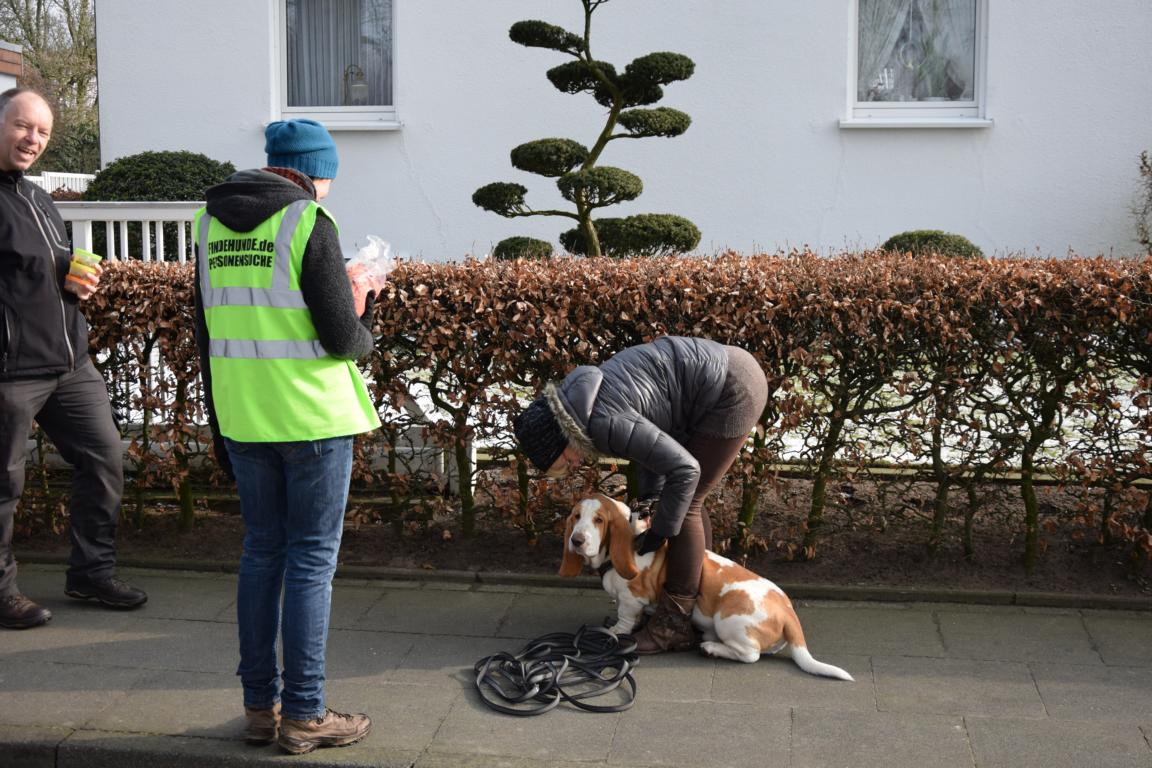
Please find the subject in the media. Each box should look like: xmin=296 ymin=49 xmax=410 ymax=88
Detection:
xmin=662 ymin=432 xmax=751 ymax=599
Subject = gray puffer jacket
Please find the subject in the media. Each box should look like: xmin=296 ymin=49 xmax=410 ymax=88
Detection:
xmin=546 ymin=336 xmax=728 ymax=538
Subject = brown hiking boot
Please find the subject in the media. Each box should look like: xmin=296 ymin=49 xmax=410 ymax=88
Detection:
xmin=0 ymin=593 xmax=52 ymax=629
xmin=244 ymin=702 xmax=280 ymax=745
xmin=634 ymin=591 xmax=699 ymax=654
xmin=277 ymin=708 xmax=371 ymax=755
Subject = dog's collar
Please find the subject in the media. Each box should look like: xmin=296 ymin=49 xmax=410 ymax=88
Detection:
xmin=596 ymin=561 xmax=613 ymax=578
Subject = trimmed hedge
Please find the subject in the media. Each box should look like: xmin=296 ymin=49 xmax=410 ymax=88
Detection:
xmin=22 ymin=253 xmax=1152 ymax=569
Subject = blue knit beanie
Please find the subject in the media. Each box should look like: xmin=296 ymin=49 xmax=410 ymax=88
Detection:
xmin=264 ymin=119 xmax=339 ymax=180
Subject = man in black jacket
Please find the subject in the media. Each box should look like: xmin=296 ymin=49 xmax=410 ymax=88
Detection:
xmin=0 ymin=88 xmax=147 ymax=630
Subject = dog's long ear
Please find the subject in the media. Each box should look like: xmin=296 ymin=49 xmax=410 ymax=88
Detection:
xmin=558 ymin=515 xmax=584 ymax=577
xmin=607 ymin=504 xmax=640 ymax=580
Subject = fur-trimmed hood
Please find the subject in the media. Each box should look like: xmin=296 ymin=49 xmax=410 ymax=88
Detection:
xmin=543 ymin=378 xmax=600 ymax=458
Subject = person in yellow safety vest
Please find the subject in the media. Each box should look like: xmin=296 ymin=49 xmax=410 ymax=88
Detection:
xmin=193 ymin=119 xmax=379 ymax=756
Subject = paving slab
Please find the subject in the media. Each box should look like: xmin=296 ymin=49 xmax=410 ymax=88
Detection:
xmin=937 ymin=608 xmax=1102 ymax=664
xmin=79 ymin=615 xmax=240 ymax=674
xmin=791 ymin=709 xmax=973 ymax=768
xmin=0 ymin=659 xmax=145 ymax=728
xmin=324 ymin=626 xmax=414 ymax=678
xmin=59 ymin=728 xmax=418 ymax=767
xmin=324 ymin=678 xmax=464 ymax=754
xmin=378 ymin=633 xmax=492 ymax=688
xmin=430 ymin=691 xmax=620 ymax=763
xmin=112 ymin=571 xmax=237 ymax=621
xmin=1031 ymin=663 xmax=1152 ymax=723
xmin=710 ymin=652 xmax=873 ymax=709
xmin=328 ymin=582 xmax=387 ymax=629
xmin=84 ymin=668 xmax=240 ymax=738
xmin=414 ymin=755 xmax=596 ymax=768
xmin=0 ymin=724 xmax=73 ymax=768
xmin=872 ymin=655 xmax=1046 ymax=717
xmin=355 ymin=587 xmax=514 ymax=636
xmin=966 ymin=716 xmax=1152 ymax=767
xmin=0 ymin=603 xmax=142 ymax=661
xmin=610 ymin=699 xmax=791 ymax=768
xmin=794 ymin=603 xmax=947 ymax=657
xmin=603 ymin=648 xmax=715 ymax=703
xmin=498 ymin=591 xmax=618 ymax=639
xmin=1083 ymin=612 xmax=1152 ymax=667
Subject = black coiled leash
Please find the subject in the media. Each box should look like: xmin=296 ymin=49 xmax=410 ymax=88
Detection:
xmin=473 ymin=625 xmax=639 ymax=716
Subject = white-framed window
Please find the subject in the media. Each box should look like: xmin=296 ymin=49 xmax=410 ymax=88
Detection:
xmin=843 ymin=0 xmax=991 ymax=128
xmin=278 ymin=0 xmax=399 ymax=130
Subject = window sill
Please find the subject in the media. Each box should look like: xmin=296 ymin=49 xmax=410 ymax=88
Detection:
xmin=318 ymin=120 xmax=403 ymax=132
xmin=839 ymin=117 xmax=993 ymax=129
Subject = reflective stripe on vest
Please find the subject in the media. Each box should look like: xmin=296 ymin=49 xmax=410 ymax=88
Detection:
xmin=208 ymin=338 xmax=327 ymax=359
xmin=198 ymin=199 xmax=312 ymax=339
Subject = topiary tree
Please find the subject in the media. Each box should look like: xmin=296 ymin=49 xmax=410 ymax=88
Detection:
xmin=83 ymin=150 xmax=235 ymax=261
xmin=473 ymin=0 xmax=701 ymax=258
xmin=881 ymin=229 xmax=984 ymax=258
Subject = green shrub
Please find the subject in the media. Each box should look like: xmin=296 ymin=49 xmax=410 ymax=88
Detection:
xmin=492 ymin=236 xmax=553 ymax=260
xmin=83 ymin=151 xmax=235 ymax=261
xmin=881 ymin=230 xmax=984 ymax=258
xmin=561 ymin=214 xmax=700 ymax=257
xmin=84 ymin=150 xmax=235 ymax=202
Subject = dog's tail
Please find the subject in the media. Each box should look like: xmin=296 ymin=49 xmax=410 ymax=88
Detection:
xmin=782 ymin=610 xmax=855 ymax=681
xmin=788 ymin=645 xmax=854 ymax=681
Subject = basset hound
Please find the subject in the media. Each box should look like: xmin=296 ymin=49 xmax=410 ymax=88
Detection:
xmin=559 ymin=493 xmax=853 ymax=680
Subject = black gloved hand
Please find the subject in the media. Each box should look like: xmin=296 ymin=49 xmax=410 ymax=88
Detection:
xmin=634 ymin=529 xmax=667 ymax=556
xmin=212 ymin=434 xmax=235 ymax=482
xmin=358 ymin=290 xmax=377 ymax=330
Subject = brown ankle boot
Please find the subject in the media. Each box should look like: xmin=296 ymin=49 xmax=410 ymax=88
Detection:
xmin=634 ymin=591 xmax=699 ymax=654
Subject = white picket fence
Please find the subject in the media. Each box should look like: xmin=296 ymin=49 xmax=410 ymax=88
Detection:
xmin=56 ymin=201 xmax=203 ymax=262
xmin=25 ymin=171 xmax=95 ymax=194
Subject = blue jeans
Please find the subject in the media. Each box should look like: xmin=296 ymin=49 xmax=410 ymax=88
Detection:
xmin=226 ymin=436 xmax=353 ymax=721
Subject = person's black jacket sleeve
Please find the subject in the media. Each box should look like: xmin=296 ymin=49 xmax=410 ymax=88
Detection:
xmin=300 ymin=216 xmax=375 ymax=359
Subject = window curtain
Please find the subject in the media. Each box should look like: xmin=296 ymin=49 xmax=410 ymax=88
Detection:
xmin=927 ymin=0 xmax=975 ymax=100
xmin=858 ymin=0 xmax=975 ymax=102
xmin=286 ymin=0 xmax=393 ymax=107
xmin=858 ymin=0 xmax=911 ymax=101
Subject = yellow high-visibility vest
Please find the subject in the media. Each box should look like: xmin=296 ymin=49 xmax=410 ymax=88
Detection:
xmin=195 ymin=200 xmax=379 ymax=442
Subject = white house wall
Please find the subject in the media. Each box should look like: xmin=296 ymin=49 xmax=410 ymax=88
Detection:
xmin=95 ymin=0 xmax=1152 ymax=261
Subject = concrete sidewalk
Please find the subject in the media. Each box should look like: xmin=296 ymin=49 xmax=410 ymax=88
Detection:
xmin=2 ymin=563 xmax=1151 ymax=768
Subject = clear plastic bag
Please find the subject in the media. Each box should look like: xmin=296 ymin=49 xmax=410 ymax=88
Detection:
xmin=345 ymin=235 xmax=394 ymax=315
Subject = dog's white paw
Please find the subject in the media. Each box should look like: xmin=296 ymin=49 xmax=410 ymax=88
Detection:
xmin=699 ymin=641 xmax=723 ymax=657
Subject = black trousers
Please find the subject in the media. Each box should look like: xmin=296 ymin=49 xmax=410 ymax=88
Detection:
xmin=0 ymin=361 xmax=123 ymax=596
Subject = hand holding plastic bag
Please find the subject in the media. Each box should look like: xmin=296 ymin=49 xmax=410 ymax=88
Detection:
xmin=346 ymin=235 xmax=394 ymax=316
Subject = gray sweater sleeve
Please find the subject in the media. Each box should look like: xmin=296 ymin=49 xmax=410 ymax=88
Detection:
xmin=299 ymin=215 xmax=375 ymax=360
